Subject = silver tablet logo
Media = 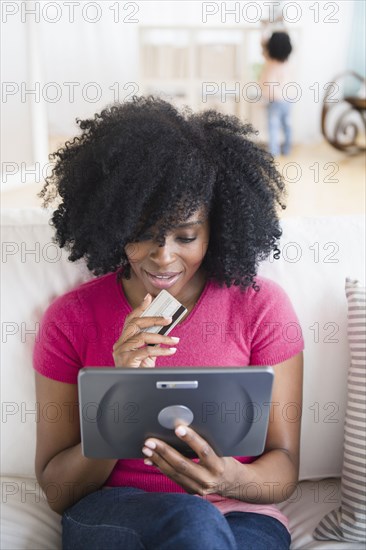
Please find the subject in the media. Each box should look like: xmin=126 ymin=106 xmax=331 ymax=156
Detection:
xmin=158 ymin=405 xmax=194 ymax=430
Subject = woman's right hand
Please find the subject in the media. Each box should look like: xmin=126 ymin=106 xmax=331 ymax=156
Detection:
xmin=112 ymin=293 xmax=180 ymax=368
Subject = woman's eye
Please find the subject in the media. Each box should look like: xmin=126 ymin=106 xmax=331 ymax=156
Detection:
xmin=135 ymin=234 xmax=196 ymax=244
xmin=177 ymin=237 xmax=196 ymax=243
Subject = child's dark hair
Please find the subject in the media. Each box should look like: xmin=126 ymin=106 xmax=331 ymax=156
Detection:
xmin=266 ymin=32 xmax=292 ymax=62
xmin=38 ymin=96 xmax=287 ymax=292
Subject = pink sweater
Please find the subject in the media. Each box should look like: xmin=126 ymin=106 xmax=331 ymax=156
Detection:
xmin=33 ymin=268 xmax=304 ymax=532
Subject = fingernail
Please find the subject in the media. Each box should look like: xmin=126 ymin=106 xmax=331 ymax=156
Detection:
xmin=171 ymin=337 xmax=180 ymax=343
xmin=144 ymin=293 xmax=150 ymax=301
xmin=169 ymin=347 xmax=177 ymax=353
xmin=164 ymin=316 xmax=172 ymax=322
xmin=142 ymin=447 xmax=153 ymax=457
xmin=176 ymin=426 xmax=187 ymax=436
xmin=144 ymin=440 xmax=156 ymax=450
xmin=144 ymin=459 xmax=153 ymax=466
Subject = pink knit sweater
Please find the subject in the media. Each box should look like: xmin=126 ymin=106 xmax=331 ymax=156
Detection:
xmin=33 ymin=268 xmax=304 ymax=532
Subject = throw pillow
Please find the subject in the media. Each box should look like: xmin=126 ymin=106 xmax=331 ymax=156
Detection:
xmin=313 ymin=277 xmax=365 ymax=541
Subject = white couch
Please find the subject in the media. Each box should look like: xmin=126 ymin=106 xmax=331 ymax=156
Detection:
xmin=1 ymin=207 xmax=365 ymax=550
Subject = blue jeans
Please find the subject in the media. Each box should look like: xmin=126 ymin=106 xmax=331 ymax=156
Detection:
xmin=267 ymin=101 xmax=292 ymax=156
xmin=62 ymin=487 xmax=291 ymax=549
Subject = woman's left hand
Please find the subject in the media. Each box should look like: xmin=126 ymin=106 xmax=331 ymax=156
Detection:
xmin=141 ymin=425 xmax=239 ymax=496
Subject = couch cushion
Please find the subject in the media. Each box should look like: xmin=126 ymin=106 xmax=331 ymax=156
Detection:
xmin=1 ymin=208 xmax=92 ymax=478
xmin=258 ymin=215 xmax=365 ymax=479
xmin=1 ymin=209 xmax=365 ymax=481
xmin=277 ymin=478 xmax=366 ymax=549
xmin=0 ymin=476 xmax=62 ymax=550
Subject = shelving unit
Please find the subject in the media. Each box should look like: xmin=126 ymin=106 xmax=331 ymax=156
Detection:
xmin=139 ymin=26 xmax=301 ymax=140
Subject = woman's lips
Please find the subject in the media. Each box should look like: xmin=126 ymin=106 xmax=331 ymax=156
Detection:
xmin=144 ymin=270 xmax=182 ymax=289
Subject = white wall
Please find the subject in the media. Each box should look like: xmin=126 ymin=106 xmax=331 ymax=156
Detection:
xmin=1 ymin=15 xmax=35 ymax=166
xmin=1 ymin=0 xmax=356 ymax=175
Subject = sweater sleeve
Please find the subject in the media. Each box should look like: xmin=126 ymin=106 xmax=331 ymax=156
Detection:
xmin=249 ymin=278 xmax=304 ymax=365
xmin=33 ymin=292 xmax=84 ymax=384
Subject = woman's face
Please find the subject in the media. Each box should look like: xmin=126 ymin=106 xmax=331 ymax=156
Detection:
xmin=124 ymin=207 xmax=210 ymax=299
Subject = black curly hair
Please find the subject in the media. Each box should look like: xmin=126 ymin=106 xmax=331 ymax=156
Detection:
xmin=266 ymin=32 xmax=292 ymax=62
xmin=38 ymin=96 xmax=287 ymax=292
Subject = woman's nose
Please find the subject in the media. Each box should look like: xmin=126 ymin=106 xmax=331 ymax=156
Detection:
xmin=150 ymin=240 xmax=175 ymax=261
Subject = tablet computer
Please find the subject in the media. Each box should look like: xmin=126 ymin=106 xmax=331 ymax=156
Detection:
xmin=78 ymin=367 xmax=274 ymax=459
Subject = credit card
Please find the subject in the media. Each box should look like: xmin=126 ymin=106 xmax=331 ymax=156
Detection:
xmin=140 ymin=290 xmax=187 ymax=345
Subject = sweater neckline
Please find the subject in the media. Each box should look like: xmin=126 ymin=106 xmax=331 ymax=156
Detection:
xmin=115 ymin=267 xmax=211 ymax=329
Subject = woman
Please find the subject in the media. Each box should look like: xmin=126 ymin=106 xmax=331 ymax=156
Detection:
xmin=34 ymin=96 xmax=304 ymax=549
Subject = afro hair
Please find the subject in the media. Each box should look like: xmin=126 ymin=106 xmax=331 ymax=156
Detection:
xmin=39 ymin=96 xmax=287 ymax=292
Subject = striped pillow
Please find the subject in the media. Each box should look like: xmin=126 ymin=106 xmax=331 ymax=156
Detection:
xmin=314 ymin=278 xmax=366 ymax=542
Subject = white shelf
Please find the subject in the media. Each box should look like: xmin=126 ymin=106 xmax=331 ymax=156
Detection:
xmin=138 ymin=25 xmax=302 ymax=129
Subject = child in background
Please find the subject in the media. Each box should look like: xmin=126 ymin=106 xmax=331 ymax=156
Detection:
xmin=259 ymin=32 xmax=293 ymax=156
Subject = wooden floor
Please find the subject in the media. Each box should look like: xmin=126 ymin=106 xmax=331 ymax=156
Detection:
xmin=2 ymin=141 xmax=365 ymax=218
xmin=275 ymin=141 xmax=365 ymax=219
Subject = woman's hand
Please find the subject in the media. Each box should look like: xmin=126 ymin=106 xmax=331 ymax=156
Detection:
xmin=143 ymin=354 xmax=302 ymax=504
xmin=113 ymin=293 xmax=179 ymax=368
xmin=141 ymin=425 xmax=240 ymax=497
